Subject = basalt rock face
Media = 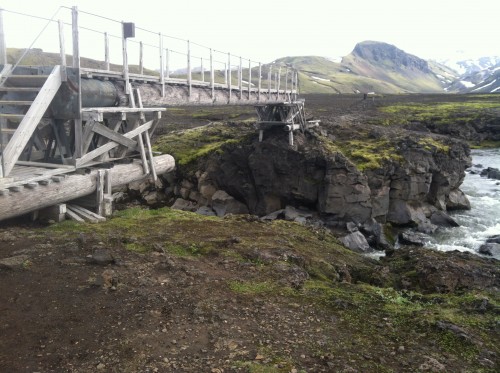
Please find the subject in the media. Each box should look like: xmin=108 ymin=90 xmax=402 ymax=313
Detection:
xmin=170 ymin=123 xmax=471 ymax=228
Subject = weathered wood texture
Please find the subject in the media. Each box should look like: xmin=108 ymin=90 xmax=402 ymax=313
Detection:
xmin=0 ymin=154 xmax=174 ymax=222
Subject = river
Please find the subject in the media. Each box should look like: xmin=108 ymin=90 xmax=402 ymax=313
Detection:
xmin=427 ymin=148 xmax=500 ymax=260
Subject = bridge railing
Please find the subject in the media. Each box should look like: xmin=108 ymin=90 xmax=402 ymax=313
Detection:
xmin=0 ymin=6 xmax=298 ymax=101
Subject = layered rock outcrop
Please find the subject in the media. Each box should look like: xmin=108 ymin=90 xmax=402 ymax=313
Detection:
xmin=163 ymin=122 xmax=471 ymax=232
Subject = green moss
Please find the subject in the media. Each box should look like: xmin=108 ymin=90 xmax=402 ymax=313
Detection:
xmin=418 ymin=137 xmax=450 ymax=153
xmin=153 ymin=122 xmax=255 ymax=166
xmin=322 ymin=137 xmax=404 ymax=171
xmin=469 ymin=140 xmax=500 ymax=149
xmin=378 ymin=97 xmax=499 ymax=127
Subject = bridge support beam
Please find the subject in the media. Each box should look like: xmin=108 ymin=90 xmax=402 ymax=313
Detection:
xmin=0 ymin=154 xmax=175 ymax=222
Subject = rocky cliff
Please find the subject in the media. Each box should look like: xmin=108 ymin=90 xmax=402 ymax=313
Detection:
xmin=154 ymin=118 xmax=471 ymax=242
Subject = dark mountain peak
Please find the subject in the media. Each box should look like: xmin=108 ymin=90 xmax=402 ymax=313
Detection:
xmin=352 ymin=40 xmax=430 ymax=72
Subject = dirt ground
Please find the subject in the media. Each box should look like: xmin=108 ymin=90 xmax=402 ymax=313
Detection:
xmin=1 ymin=94 xmax=499 ymax=373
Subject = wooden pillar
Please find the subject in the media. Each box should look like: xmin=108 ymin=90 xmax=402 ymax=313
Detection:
xmin=104 ymin=32 xmax=110 ymax=70
xmin=121 ymin=22 xmax=130 ymax=94
xmin=159 ymin=33 xmax=164 ymax=97
xmin=238 ymin=56 xmax=242 ymax=99
xmin=227 ymin=53 xmax=231 ymax=102
xmin=200 ymin=57 xmax=204 ymax=82
xmin=72 ymin=6 xmax=82 ymax=158
xmin=258 ymin=62 xmax=261 ymax=101
xmin=285 ymin=68 xmax=289 ymax=98
xmin=277 ymin=66 xmax=281 ymax=100
xmin=224 ymin=63 xmax=227 ymax=85
xmin=210 ymin=48 xmax=214 ymax=99
xmin=268 ymin=65 xmax=272 ymax=100
xmin=248 ymin=59 xmax=251 ymax=99
xmin=58 ymin=20 xmax=67 ymax=81
xmin=187 ymin=40 xmax=192 ymax=97
xmin=139 ymin=41 xmax=144 ymax=75
xmin=165 ymin=49 xmax=170 ymax=79
xmin=71 ymin=7 xmax=80 ymax=70
xmin=0 ymin=8 xmax=6 ymax=66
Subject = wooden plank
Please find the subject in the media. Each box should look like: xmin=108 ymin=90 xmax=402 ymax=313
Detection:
xmin=65 ymin=208 xmax=85 ymax=222
xmin=76 ymin=120 xmax=153 ymax=167
xmin=136 ymin=132 xmax=149 ymax=175
xmin=2 ymin=65 xmax=62 ymax=176
xmin=15 ymin=161 xmax=74 ymax=169
xmin=92 ymin=122 xmax=137 ymax=148
xmin=67 ymin=204 xmax=106 ymax=222
xmin=82 ymin=107 xmax=166 ymax=113
xmin=144 ymin=130 xmax=157 ymax=181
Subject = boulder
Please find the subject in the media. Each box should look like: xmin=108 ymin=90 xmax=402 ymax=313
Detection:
xmin=171 ymin=198 xmax=197 ymax=212
xmin=195 ymin=206 xmax=217 ymax=216
xmin=211 ymin=190 xmax=249 ymax=217
xmin=486 ymin=235 xmax=500 ymax=244
xmin=478 ymin=243 xmax=500 ymax=256
xmin=360 ymin=218 xmax=391 ymax=250
xmin=430 ymin=210 xmax=459 ymax=227
xmin=480 ymin=167 xmax=500 ymax=180
xmin=261 ymin=209 xmax=285 ymax=221
xmin=284 ymin=205 xmax=313 ymax=222
xmin=398 ymin=231 xmax=428 ymax=247
xmin=0 ymin=255 xmax=30 ymax=270
xmin=340 ymin=231 xmax=371 ymax=252
xmin=446 ymin=189 xmax=471 ymax=210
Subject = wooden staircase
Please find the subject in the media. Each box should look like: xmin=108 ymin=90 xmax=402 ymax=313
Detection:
xmin=0 ymin=65 xmax=62 ymax=177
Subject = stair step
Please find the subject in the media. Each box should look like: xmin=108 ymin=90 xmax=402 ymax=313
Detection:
xmin=0 ymin=87 xmax=41 ymax=92
xmin=4 ymin=75 xmax=49 ymax=87
xmin=0 ymin=100 xmax=33 ymax=106
xmin=0 ymin=113 xmax=24 ymax=121
xmin=0 ymin=128 xmax=16 ymax=134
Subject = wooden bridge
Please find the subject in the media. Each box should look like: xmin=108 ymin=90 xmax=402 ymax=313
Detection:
xmin=0 ymin=6 xmax=304 ymax=222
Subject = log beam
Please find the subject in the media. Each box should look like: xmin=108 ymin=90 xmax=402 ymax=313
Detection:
xmin=0 ymin=154 xmax=175 ymax=222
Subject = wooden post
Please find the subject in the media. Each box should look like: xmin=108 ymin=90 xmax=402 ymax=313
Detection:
xmin=103 ymin=170 xmax=113 ymax=217
xmin=159 ymin=33 xmax=164 ymax=97
xmin=200 ymin=57 xmax=204 ymax=82
xmin=165 ymin=49 xmax=170 ymax=78
xmin=187 ymin=40 xmax=192 ymax=97
xmin=238 ymin=56 xmax=242 ymax=99
xmin=96 ymin=170 xmax=105 ymax=216
xmin=268 ymin=65 xmax=272 ymax=99
xmin=295 ymin=71 xmax=298 ymax=100
xmin=227 ymin=53 xmax=231 ymax=102
xmin=121 ymin=22 xmax=130 ymax=94
xmin=258 ymin=62 xmax=261 ymax=101
xmin=104 ymin=32 xmax=110 ymax=70
xmin=58 ymin=20 xmax=67 ymax=81
xmin=210 ymin=48 xmax=214 ymax=99
xmin=71 ymin=7 xmax=80 ymax=69
xmin=277 ymin=66 xmax=281 ymax=100
xmin=224 ymin=63 xmax=227 ymax=85
xmin=0 ymin=8 xmax=6 ymax=66
xmin=248 ymin=59 xmax=251 ymax=99
xmin=72 ymin=7 xmax=82 ymax=158
xmin=285 ymin=68 xmax=288 ymax=98
xmin=139 ymin=41 xmax=144 ymax=75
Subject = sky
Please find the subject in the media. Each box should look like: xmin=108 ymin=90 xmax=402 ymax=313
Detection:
xmin=1 ymin=0 xmax=499 ymax=70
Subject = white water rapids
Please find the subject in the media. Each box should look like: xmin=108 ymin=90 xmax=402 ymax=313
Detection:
xmin=427 ymin=148 xmax=500 ymax=260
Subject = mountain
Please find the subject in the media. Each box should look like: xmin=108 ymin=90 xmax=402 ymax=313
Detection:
xmin=278 ymin=41 xmax=458 ymax=94
xmin=443 ymin=58 xmax=500 ymax=93
xmin=440 ymin=55 xmax=500 ymax=76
